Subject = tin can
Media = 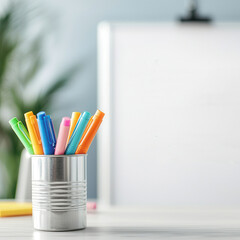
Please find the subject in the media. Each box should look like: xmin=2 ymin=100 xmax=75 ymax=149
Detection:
xmin=31 ymin=154 xmax=87 ymax=231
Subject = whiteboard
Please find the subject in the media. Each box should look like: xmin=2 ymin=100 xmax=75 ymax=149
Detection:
xmin=97 ymin=22 xmax=240 ymax=206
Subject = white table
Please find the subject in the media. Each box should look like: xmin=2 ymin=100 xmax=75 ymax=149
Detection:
xmin=1 ymin=207 xmax=240 ymax=239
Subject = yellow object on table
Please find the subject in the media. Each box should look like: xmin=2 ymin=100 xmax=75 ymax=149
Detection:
xmin=0 ymin=202 xmax=32 ymax=217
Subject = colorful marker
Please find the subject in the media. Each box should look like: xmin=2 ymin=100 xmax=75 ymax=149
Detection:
xmin=9 ymin=117 xmax=34 ymax=155
xmin=24 ymin=111 xmax=44 ymax=155
xmin=67 ymin=112 xmax=81 ymax=145
xmin=55 ymin=117 xmax=70 ymax=155
xmin=80 ymin=116 xmax=93 ymax=142
xmin=37 ymin=112 xmax=56 ymax=155
xmin=65 ymin=111 xmax=91 ymax=155
xmin=75 ymin=110 xmax=105 ymax=154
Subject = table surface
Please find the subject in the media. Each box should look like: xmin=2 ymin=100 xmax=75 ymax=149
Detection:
xmin=1 ymin=207 xmax=240 ymax=239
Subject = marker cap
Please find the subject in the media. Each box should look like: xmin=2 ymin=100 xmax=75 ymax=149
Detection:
xmin=62 ymin=117 xmax=71 ymax=126
xmin=9 ymin=117 xmax=18 ymax=126
xmin=94 ymin=110 xmax=105 ymax=120
xmin=24 ymin=111 xmax=34 ymax=118
xmin=81 ymin=111 xmax=91 ymax=120
xmin=37 ymin=111 xmax=46 ymax=120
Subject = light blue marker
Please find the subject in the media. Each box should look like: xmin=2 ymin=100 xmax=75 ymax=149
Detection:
xmin=65 ymin=111 xmax=91 ymax=155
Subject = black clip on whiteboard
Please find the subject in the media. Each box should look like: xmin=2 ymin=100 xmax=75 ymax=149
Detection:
xmin=178 ymin=0 xmax=212 ymax=23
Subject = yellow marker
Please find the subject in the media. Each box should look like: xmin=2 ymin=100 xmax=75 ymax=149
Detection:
xmin=24 ymin=111 xmax=44 ymax=155
xmin=0 ymin=202 xmax=32 ymax=217
xmin=67 ymin=112 xmax=81 ymax=144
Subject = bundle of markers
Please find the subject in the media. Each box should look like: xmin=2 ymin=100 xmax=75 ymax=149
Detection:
xmin=9 ymin=110 xmax=105 ymax=155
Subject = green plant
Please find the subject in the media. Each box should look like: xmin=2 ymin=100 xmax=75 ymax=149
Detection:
xmin=0 ymin=3 xmax=77 ymax=198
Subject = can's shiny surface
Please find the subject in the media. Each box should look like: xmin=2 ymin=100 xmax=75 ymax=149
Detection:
xmin=31 ymin=154 xmax=87 ymax=231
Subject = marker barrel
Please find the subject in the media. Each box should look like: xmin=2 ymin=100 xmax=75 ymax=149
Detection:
xmin=24 ymin=111 xmax=44 ymax=155
xmin=75 ymin=110 xmax=105 ymax=154
xmin=67 ymin=112 xmax=81 ymax=145
xmin=55 ymin=117 xmax=70 ymax=155
xmin=9 ymin=117 xmax=34 ymax=155
xmin=37 ymin=112 xmax=56 ymax=155
xmin=65 ymin=111 xmax=91 ymax=155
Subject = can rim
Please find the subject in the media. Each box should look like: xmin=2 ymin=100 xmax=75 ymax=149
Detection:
xmin=31 ymin=154 xmax=87 ymax=157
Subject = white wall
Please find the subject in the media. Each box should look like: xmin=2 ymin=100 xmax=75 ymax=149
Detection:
xmin=39 ymin=0 xmax=240 ymax=198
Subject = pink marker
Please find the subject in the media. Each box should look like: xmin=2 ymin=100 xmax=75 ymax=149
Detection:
xmin=54 ymin=117 xmax=71 ymax=155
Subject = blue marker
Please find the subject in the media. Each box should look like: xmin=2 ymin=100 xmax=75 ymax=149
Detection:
xmin=65 ymin=111 xmax=91 ymax=155
xmin=37 ymin=111 xmax=56 ymax=155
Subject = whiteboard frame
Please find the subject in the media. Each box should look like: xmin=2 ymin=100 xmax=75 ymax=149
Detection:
xmin=97 ymin=21 xmax=162 ymax=206
xmin=97 ymin=22 xmax=113 ymax=206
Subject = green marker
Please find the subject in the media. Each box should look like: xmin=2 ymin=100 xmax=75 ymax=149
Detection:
xmin=9 ymin=117 xmax=34 ymax=155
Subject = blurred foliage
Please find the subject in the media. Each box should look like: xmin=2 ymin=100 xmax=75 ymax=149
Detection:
xmin=0 ymin=2 xmax=77 ymax=198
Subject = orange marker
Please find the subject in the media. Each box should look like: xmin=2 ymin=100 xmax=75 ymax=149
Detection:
xmin=75 ymin=110 xmax=105 ymax=154
xmin=24 ymin=111 xmax=44 ymax=155
xmin=67 ymin=112 xmax=81 ymax=144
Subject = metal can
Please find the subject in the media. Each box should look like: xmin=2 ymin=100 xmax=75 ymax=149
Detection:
xmin=31 ymin=154 xmax=87 ymax=231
